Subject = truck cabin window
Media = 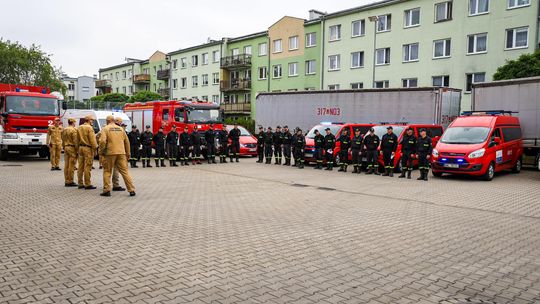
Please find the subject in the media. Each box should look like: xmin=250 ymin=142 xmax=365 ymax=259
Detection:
xmin=187 ymin=108 xmax=220 ymax=123
xmin=163 ymin=109 xmax=169 ymax=121
xmin=174 ymin=108 xmax=185 ymax=122
xmin=6 ymin=96 xmax=59 ymax=116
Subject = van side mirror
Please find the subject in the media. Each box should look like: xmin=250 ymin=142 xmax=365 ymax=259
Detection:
xmin=62 ymin=101 xmax=68 ymax=110
xmin=433 ymin=136 xmax=440 ymax=142
xmin=489 ymin=137 xmax=501 ymax=148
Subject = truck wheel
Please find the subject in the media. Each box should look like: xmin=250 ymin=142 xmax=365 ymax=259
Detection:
xmin=482 ymin=162 xmax=495 ymax=181
xmin=511 ymin=157 xmax=522 ymax=173
xmin=537 ymin=153 xmax=540 ymax=171
xmin=0 ymin=149 xmax=8 ymax=161
xmin=432 ymin=170 xmax=443 ymax=177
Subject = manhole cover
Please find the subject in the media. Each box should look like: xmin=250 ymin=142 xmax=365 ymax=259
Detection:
xmin=1 ymin=164 xmax=23 ymax=167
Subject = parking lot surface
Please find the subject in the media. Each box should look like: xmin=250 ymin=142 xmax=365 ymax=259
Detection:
xmin=0 ymin=157 xmax=539 ymax=304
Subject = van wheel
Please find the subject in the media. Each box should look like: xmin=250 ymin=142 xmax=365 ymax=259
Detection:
xmin=482 ymin=162 xmax=495 ymax=181
xmin=432 ymin=170 xmax=443 ymax=177
xmin=395 ymin=159 xmax=402 ymax=173
xmin=512 ymin=157 xmax=522 ymax=173
xmin=536 ymin=153 xmax=540 ymax=171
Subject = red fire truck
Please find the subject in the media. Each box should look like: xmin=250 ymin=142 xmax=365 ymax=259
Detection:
xmin=0 ymin=84 xmax=67 ymax=160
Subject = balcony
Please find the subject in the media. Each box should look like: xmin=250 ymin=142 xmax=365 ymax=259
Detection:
xmin=95 ymin=79 xmax=112 ymax=88
xmin=220 ymin=54 xmax=252 ymax=70
xmin=220 ymin=102 xmax=251 ymax=114
xmin=157 ymin=69 xmax=170 ymax=80
xmin=220 ymin=79 xmax=251 ymax=92
xmin=158 ymin=88 xmax=170 ymax=98
xmin=133 ymin=74 xmax=151 ymax=84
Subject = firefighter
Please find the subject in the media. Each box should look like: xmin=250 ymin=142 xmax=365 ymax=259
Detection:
xmin=228 ymin=125 xmax=241 ymax=163
xmin=416 ymin=129 xmax=433 ymax=181
xmin=140 ymin=125 xmax=153 ymax=168
xmin=264 ymin=127 xmax=274 ymax=164
xmin=76 ymin=115 xmax=97 ymax=189
xmin=273 ymin=126 xmax=283 ymax=165
xmin=282 ymin=126 xmax=292 ymax=166
xmin=364 ymin=128 xmax=380 ymax=175
xmin=350 ymin=129 xmax=363 ymax=174
xmin=399 ymin=128 xmax=417 ymax=179
xmin=217 ymin=125 xmax=229 ymax=163
xmin=324 ymin=128 xmax=336 ymax=170
xmin=291 ymin=128 xmax=298 ymax=166
xmin=46 ymin=117 xmax=63 ymax=171
xmin=313 ymin=129 xmax=325 ymax=170
xmin=294 ymin=128 xmax=306 ymax=169
xmin=153 ymin=127 xmax=166 ymax=167
xmin=205 ymin=124 xmax=217 ymax=164
xmin=61 ymin=118 xmax=78 ymax=186
xmin=127 ymin=126 xmax=140 ymax=168
xmin=180 ymin=126 xmax=191 ymax=166
xmin=190 ymin=127 xmax=203 ymax=165
xmin=381 ymin=126 xmax=398 ymax=177
xmin=98 ymin=115 xmax=136 ymax=197
xmin=256 ymin=126 xmax=265 ymax=163
xmin=337 ymin=129 xmax=351 ymax=172
xmin=166 ymin=125 xmax=179 ymax=167
xmin=108 ymin=117 xmax=127 ymax=191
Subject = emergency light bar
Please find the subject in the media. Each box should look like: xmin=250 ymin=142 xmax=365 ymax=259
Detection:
xmin=462 ymin=110 xmax=518 ymax=116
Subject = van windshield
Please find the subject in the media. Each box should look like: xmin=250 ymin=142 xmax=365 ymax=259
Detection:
xmin=441 ymin=127 xmax=490 ymax=144
xmin=307 ymin=125 xmax=341 ymax=138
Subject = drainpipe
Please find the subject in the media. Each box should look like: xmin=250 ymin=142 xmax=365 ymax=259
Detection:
xmin=267 ymin=34 xmax=271 ymax=93
xmin=320 ymin=16 xmax=326 ymax=90
xmin=536 ymin=0 xmax=540 ymax=50
xmin=220 ymin=38 xmax=225 ymax=106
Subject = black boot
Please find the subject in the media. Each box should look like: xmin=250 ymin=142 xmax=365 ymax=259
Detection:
xmin=133 ymin=161 xmax=138 ymax=168
xmin=417 ymin=170 xmax=424 ymax=180
xmin=424 ymin=170 xmax=429 ymax=181
xmin=236 ymin=157 xmax=239 ymax=163
xmin=352 ymin=166 xmax=358 ymax=174
xmin=155 ymin=160 xmax=159 ymax=167
xmin=147 ymin=160 xmax=152 ymax=168
xmin=374 ymin=167 xmax=380 ymax=175
xmin=142 ymin=160 xmax=146 ymax=168
xmin=344 ymin=165 xmax=347 ymax=173
xmin=338 ymin=164 xmax=344 ymax=172
xmin=389 ymin=169 xmax=394 ymax=177
xmin=173 ymin=161 xmax=178 ymax=167
xmin=161 ymin=160 xmax=166 ymax=167
xmin=407 ymin=170 xmax=412 ymax=179
xmin=130 ymin=160 xmax=134 ymax=168
xmin=169 ymin=160 xmax=173 ymax=167
xmin=382 ymin=168 xmax=389 ymax=176
xmin=366 ymin=168 xmax=373 ymax=175
xmin=398 ymin=171 xmax=406 ymax=178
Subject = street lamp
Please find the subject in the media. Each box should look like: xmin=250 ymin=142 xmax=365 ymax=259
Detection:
xmin=368 ymin=16 xmax=379 ymax=88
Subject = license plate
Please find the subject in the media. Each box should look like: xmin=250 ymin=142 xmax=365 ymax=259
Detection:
xmin=249 ymin=148 xmax=256 ymax=152
xmin=444 ymin=163 xmax=459 ymax=168
xmin=362 ymin=157 xmax=367 ymax=162
xmin=29 ymin=142 xmax=42 ymax=145
xmin=305 ymin=153 xmax=313 ymax=158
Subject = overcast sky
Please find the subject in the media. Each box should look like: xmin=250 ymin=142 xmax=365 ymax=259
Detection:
xmin=1 ymin=0 xmax=378 ymax=77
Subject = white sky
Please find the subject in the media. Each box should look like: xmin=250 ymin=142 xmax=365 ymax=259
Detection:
xmin=1 ymin=0 xmax=378 ymax=77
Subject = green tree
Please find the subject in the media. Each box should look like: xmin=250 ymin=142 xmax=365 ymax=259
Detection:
xmin=0 ymin=39 xmax=66 ymax=95
xmin=493 ymin=49 xmax=540 ymax=81
xmin=225 ymin=117 xmax=255 ymax=133
xmin=129 ymin=91 xmax=162 ymax=102
xmin=90 ymin=93 xmax=129 ymax=110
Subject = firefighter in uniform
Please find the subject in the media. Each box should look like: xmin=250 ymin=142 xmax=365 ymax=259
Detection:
xmin=324 ymin=128 xmax=336 ymax=170
xmin=337 ymin=129 xmax=351 ymax=172
xmin=364 ymin=128 xmax=381 ymax=175
xmin=98 ymin=115 xmax=136 ymax=197
xmin=205 ymin=125 xmax=217 ymax=164
xmin=180 ymin=127 xmax=191 ymax=166
xmin=217 ymin=125 xmax=229 ymax=163
xmin=190 ymin=127 xmax=203 ymax=165
xmin=294 ymin=128 xmax=306 ymax=169
xmin=62 ymin=118 xmax=78 ymax=186
xmin=264 ymin=127 xmax=274 ymax=164
xmin=153 ymin=127 xmax=166 ymax=167
xmin=282 ymin=126 xmax=292 ymax=166
xmin=381 ymin=126 xmax=398 ymax=177
xmin=416 ymin=129 xmax=433 ymax=181
xmin=128 ymin=126 xmax=140 ymax=168
xmin=351 ymin=129 xmax=363 ymax=174
xmin=140 ymin=125 xmax=153 ymax=168
xmin=256 ymin=126 xmax=265 ymax=163
xmin=46 ymin=117 xmax=63 ymax=171
xmin=273 ymin=126 xmax=283 ymax=164
xmin=228 ymin=125 xmax=241 ymax=162
xmin=313 ymin=129 xmax=325 ymax=170
xmin=166 ymin=125 xmax=179 ymax=167
xmin=399 ymin=128 xmax=417 ymax=179
xmin=77 ymin=115 xmax=97 ymax=189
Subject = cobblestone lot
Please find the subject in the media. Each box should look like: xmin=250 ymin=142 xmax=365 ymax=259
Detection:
xmin=0 ymin=157 xmax=539 ymax=304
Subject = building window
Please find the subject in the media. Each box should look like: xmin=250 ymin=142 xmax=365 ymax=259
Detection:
xmin=115 ymin=72 xmax=119 ymax=80
xmin=467 ymin=33 xmax=488 ymax=54
xmin=129 ymin=85 xmax=133 ymax=94
xmin=212 ymin=73 xmax=219 ymax=85
xmin=231 ymin=48 xmax=239 ymax=56
xmin=172 ymin=79 xmax=178 ymax=89
xmin=153 ymin=66 xmax=157 ymax=75
xmin=402 ymin=78 xmax=418 ymax=88
xmin=329 ymin=25 xmax=342 ymax=41
xmin=273 ymin=39 xmax=283 ymax=53
xmin=192 ymin=76 xmax=198 ymax=87
xmin=433 ymin=75 xmax=450 ymax=87
xmin=153 ymin=84 xmax=156 ymax=91
xmin=201 ymin=95 xmax=208 ymax=101
xmin=122 ymin=71 xmax=127 ymax=79
xmin=172 ymin=59 xmax=178 ymax=69
xmin=258 ymin=67 xmax=267 ymax=80
xmin=351 ymin=51 xmax=364 ymax=68
xmin=115 ymin=87 xmax=119 ymax=93
xmin=202 ymin=74 xmax=209 ymax=86
xmin=375 ymin=48 xmax=391 ymax=65
xmin=288 ymin=62 xmax=298 ymax=76
xmin=244 ymin=45 xmax=252 ymax=55
xmin=244 ymin=69 xmax=251 ymax=80
xmin=374 ymin=81 xmax=389 ymax=88
xmin=506 ymin=27 xmax=529 ymax=49
xmin=306 ymin=32 xmax=317 ymax=47
xmin=273 ymin=65 xmax=282 ymax=78
xmin=192 ymin=55 xmax=199 ymax=67
xmin=351 ymin=82 xmax=364 ymax=89
xmin=352 ymin=20 xmax=366 ymax=37
xmin=469 ymin=0 xmax=489 ymax=16
xmin=328 ymin=55 xmax=341 ymax=71
xmin=244 ymin=93 xmax=251 ymax=103
xmin=404 ymin=8 xmax=420 ymax=27
xmin=181 ymin=78 xmax=187 ymax=89
xmin=212 ymin=50 xmax=220 ymax=63
xmin=289 ymin=36 xmax=299 ymax=50
xmin=403 ymin=43 xmax=419 ymax=62
xmin=305 ymin=60 xmax=316 ymax=75
xmin=122 ymin=86 xmax=127 ymax=94
xmin=328 ymin=84 xmax=340 ymax=90
xmin=508 ymin=0 xmax=530 ymax=9
xmin=259 ymin=43 xmax=267 ymax=56
xmin=377 ymin=15 xmax=391 ymax=32
xmin=180 ymin=57 xmax=187 ymax=68
xmin=433 ymin=39 xmax=451 ymax=58
xmin=212 ymin=95 xmax=220 ymax=104
xmin=466 ymin=73 xmax=486 ymax=92
xmin=202 ymin=53 xmax=209 ymax=65
xmin=435 ymin=1 xmax=453 ymax=22
xmin=229 ymin=94 xmax=237 ymax=104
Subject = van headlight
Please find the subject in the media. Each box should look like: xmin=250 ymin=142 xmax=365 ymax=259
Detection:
xmin=432 ymin=149 xmax=439 ymax=157
xmin=2 ymin=133 xmax=18 ymax=139
xmin=468 ymin=148 xmax=485 ymax=159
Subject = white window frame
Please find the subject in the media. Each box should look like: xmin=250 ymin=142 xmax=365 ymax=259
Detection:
xmin=212 ymin=50 xmax=220 ymax=63
xmin=259 ymin=43 xmax=268 ymax=56
xmin=402 ymin=78 xmax=418 ymax=88
xmin=259 ymin=67 xmax=267 ymax=80
xmin=305 ymin=60 xmax=316 ymax=75
xmin=435 ymin=1 xmax=453 ymax=22
xmin=352 ymin=20 xmax=366 ymax=37
xmin=192 ymin=76 xmax=198 ymax=87
xmin=467 ymin=33 xmax=488 ymax=54
xmin=403 ymin=43 xmax=419 ymax=62
xmin=202 ymin=53 xmax=209 ymax=65
xmin=328 ymin=55 xmax=341 ymax=71
xmin=191 ymin=55 xmax=199 ymax=67
xmin=404 ymin=8 xmax=421 ymax=28
xmin=432 ymin=75 xmax=450 ymax=87
xmin=180 ymin=57 xmax=187 ymax=68
xmin=329 ymin=25 xmax=342 ymax=41
xmin=289 ymin=36 xmax=299 ymax=51
xmin=465 ymin=72 xmax=486 ymax=93
xmin=306 ymin=32 xmax=317 ymax=47
xmin=505 ymin=27 xmax=529 ymax=50
xmin=351 ymin=51 xmax=364 ymax=68
xmin=375 ymin=48 xmax=391 ymax=65
xmin=212 ymin=73 xmax=219 ymax=85
xmin=288 ymin=62 xmax=298 ymax=77
xmin=202 ymin=74 xmax=209 ymax=86
xmin=469 ymin=0 xmax=490 ymax=16
xmin=433 ymin=39 xmax=451 ymax=58
xmin=173 ymin=79 xmax=178 ymax=89
xmin=351 ymin=82 xmax=364 ymax=89
xmin=273 ymin=64 xmax=282 ymax=78
xmin=374 ymin=81 xmax=389 ymax=88
xmin=508 ymin=0 xmax=530 ymax=9
xmin=244 ymin=45 xmax=252 ymax=55
xmin=273 ymin=39 xmax=283 ymax=53
xmin=328 ymin=84 xmax=340 ymax=90
xmin=377 ymin=14 xmax=392 ymax=32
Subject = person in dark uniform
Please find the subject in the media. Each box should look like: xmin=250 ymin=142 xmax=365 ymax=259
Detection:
xmin=272 ymin=126 xmax=283 ymax=165
xmin=228 ymin=125 xmax=241 ymax=163
xmin=256 ymin=126 xmax=265 ymax=163
xmin=337 ymin=129 xmax=351 ymax=173
xmin=190 ymin=127 xmax=203 ymax=165
xmin=380 ymin=126 xmax=398 ymax=177
xmin=153 ymin=127 xmax=166 ymax=167
xmin=313 ymin=129 xmax=325 ymax=170
xmin=128 ymin=126 xmax=140 ymax=168
xmin=264 ymin=127 xmax=274 ymax=164
xmin=416 ymin=129 xmax=433 ymax=181
xmin=166 ymin=125 xmax=179 ymax=167
xmin=364 ymin=128 xmax=380 ymax=175
xmin=324 ymin=128 xmax=336 ymax=171
xmin=218 ymin=125 xmax=229 ymax=163
xmin=140 ymin=125 xmax=153 ymax=168
xmin=205 ymin=124 xmax=217 ymax=164
xmin=294 ymin=128 xmax=306 ymax=169
xmin=291 ymin=128 xmax=298 ymax=166
xmin=179 ymin=127 xmax=191 ymax=166
xmin=351 ymin=129 xmax=364 ymax=174
xmin=399 ymin=128 xmax=417 ymax=179
xmin=281 ymin=126 xmax=292 ymax=166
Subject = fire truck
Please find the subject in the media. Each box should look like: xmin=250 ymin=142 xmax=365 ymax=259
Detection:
xmin=0 ymin=84 xmax=67 ymax=160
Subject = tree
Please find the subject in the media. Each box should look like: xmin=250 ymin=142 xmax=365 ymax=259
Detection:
xmin=90 ymin=93 xmax=129 ymax=110
xmin=225 ymin=117 xmax=255 ymax=133
xmin=0 ymin=39 xmax=65 ymax=95
xmin=129 ymin=91 xmax=162 ymax=102
xmin=493 ymin=49 xmax=540 ymax=81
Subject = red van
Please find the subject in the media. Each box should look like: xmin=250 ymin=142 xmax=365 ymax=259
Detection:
xmin=431 ymin=111 xmax=523 ymax=181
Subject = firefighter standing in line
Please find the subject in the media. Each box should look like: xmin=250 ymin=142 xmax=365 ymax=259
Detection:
xmin=381 ymin=126 xmax=398 ymax=177
xmin=140 ymin=125 xmax=153 ymax=168
xmin=416 ymin=129 xmax=433 ymax=181
xmin=399 ymin=128 xmax=417 ymax=179
xmin=62 ymin=118 xmax=78 ymax=186
xmin=128 ymin=126 xmax=140 ymax=168
xmin=218 ymin=125 xmax=229 ymax=163
xmin=337 ymin=129 xmax=351 ymax=173
xmin=153 ymin=127 xmax=166 ymax=167
xmin=190 ymin=127 xmax=203 ymax=165
xmin=324 ymin=128 xmax=336 ymax=171
xmin=46 ymin=117 xmax=63 ymax=171
xmin=273 ymin=126 xmax=283 ymax=165
xmin=364 ymin=128 xmax=381 ymax=175
xmin=166 ymin=125 xmax=179 ymax=167
xmin=313 ymin=129 xmax=325 ymax=170
xmin=264 ymin=127 xmax=274 ymax=164
xmin=291 ymin=128 xmax=298 ymax=166
xmin=282 ymin=126 xmax=292 ymax=166
xmin=350 ymin=129 xmax=363 ymax=174
xmin=294 ymin=128 xmax=306 ymax=169
xmin=205 ymin=125 xmax=217 ymax=164
xmin=228 ymin=125 xmax=241 ymax=163
xmin=77 ymin=115 xmax=97 ymax=189
xmin=179 ymin=127 xmax=191 ymax=166
xmin=256 ymin=126 xmax=265 ymax=163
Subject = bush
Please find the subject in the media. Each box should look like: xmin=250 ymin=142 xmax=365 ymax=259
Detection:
xmin=89 ymin=93 xmax=129 ymax=110
xmin=493 ymin=49 xmax=540 ymax=81
xmin=225 ymin=117 xmax=255 ymax=133
xmin=129 ymin=91 xmax=162 ymax=103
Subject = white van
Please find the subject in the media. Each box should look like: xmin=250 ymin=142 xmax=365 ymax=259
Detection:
xmin=62 ymin=110 xmax=132 ymax=133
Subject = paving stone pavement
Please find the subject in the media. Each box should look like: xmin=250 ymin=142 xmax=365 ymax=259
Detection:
xmin=0 ymin=157 xmax=539 ymax=304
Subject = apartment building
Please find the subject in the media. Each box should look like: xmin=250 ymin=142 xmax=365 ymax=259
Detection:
xmin=61 ymin=75 xmax=97 ymax=102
